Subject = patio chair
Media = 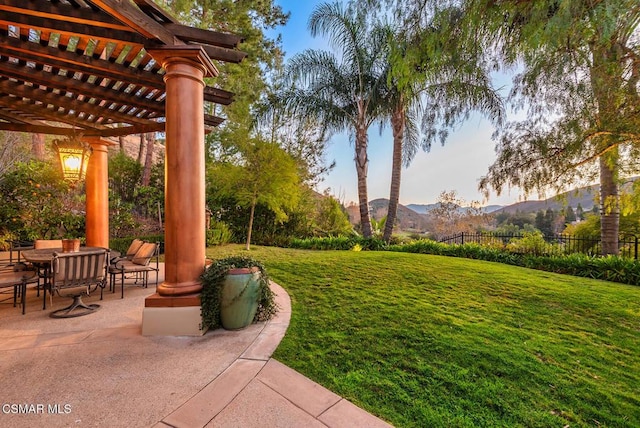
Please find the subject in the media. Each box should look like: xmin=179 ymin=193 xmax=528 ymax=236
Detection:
xmin=0 ymin=263 xmax=38 ymax=315
xmin=34 ymin=239 xmax=63 ymax=297
xmin=34 ymin=239 xmax=63 ymax=249
xmin=110 ymin=238 xmax=144 ymax=264
xmin=9 ymin=240 xmax=34 ymax=264
xmin=109 ymin=242 xmax=159 ymax=298
xmin=49 ymin=248 xmax=109 ymax=318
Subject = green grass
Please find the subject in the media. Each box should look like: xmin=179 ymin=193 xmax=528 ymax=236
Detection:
xmin=207 ymin=245 xmax=640 ymax=427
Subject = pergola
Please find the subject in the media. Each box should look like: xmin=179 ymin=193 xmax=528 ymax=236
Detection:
xmin=0 ymin=0 xmax=245 ymax=334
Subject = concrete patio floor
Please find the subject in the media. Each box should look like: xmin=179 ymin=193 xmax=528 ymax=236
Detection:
xmin=0 ymin=255 xmax=392 ymax=427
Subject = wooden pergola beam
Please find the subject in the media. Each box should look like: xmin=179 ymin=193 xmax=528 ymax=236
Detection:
xmin=0 ymin=0 xmax=243 ymax=136
xmin=0 ymin=0 xmax=133 ymax=30
xmin=0 ymin=62 xmax=165 ymax=114
xmin=0 ymin=10 xmax=147 ymax=45
xmin=164 ymin=24 xmax=243 ymax=49
xmin=90 ymin=0 xmax=178 ymax=45
xmin=0 ymin=34 xmax=165 ymax=89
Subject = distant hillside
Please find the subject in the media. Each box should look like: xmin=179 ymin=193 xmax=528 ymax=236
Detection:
xmin=346 ymin=199 xmax=430 ymax=231
xmin=407 ymin=203 xmax=503 ymax=214
xmin=495 ymin=185 xmax=599 ymax=214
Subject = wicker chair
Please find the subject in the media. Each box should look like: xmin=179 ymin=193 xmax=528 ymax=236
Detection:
xmin=49 ymin=248 xmax=109 ymax=318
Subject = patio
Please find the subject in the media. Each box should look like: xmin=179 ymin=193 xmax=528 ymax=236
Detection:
xmin=0 ymin=253 xmax=391 ymax=428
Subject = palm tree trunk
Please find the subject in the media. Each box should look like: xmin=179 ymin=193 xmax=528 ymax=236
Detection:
xmin=246 ymin=197 xmax=257 ymax=251
xmin=383 ymin=106 xmax=405 ymax=243
xmin=599 ymin=150 xmax=619 ymax=255
xmin=355 ymin=123 xmax=372 ymax=238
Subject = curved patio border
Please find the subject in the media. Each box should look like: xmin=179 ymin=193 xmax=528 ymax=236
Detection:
xmin=157 ymin=281 xmax=392 ymax=428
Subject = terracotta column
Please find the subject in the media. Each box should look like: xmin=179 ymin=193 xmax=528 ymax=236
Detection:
xmin=149 ymin=47 xmax=218 ymax=296
xmin=85 ymin=137 xmax=110 ymax=248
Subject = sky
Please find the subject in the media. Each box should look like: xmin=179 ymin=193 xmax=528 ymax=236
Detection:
xmin=270 ymin=0 xmax=527 ymax=207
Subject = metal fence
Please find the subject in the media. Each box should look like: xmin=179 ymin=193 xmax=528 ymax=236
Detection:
xmin=438 ymin=232 xmax=639 ymax=259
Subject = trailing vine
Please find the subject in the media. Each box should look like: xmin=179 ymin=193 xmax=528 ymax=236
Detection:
xmin=200 ymin=256 xmax=277 ymax=330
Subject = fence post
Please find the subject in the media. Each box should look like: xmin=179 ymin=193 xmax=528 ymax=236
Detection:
xmin=461 ymin=232 xmax=464 ymax=245
xmin=635 ymin=236 xmax=638 ymax=260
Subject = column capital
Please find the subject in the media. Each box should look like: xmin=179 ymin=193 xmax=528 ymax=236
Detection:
xmin=84 ymin=137 xmax=112 ymax=151
xmin=148 ymin=45 xmax=218 ymax=78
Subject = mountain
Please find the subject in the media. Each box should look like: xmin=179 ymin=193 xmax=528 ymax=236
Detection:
xmin=495 ymin=185 xmax=599 ymax=214
xmin=345 ymin=199 xmax=430 ymax=231
xmin=406 ymin=203 xmax=503 ymax=214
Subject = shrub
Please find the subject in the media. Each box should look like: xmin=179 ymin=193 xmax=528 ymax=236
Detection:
xmin=389 ymin=238 xmax=640 ymax=286
xmin=289 ymin=236 xmax=386 ymax=251
xmin=506 ymin=231 xmax=563 ymax=256
xmin=110 ymin=234 xmax=164 ymax=255
xmin=206 ymin=220 xmax=234 ymax=246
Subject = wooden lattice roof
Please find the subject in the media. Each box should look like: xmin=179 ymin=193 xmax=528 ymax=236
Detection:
xmin=0 ymin=0 xmax=246 ymax=138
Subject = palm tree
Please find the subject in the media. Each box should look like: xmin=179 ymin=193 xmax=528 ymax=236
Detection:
xmin=377 ymin=8 xmax=504 ymax=242
xmin=284 ymin=2 xmax=388 ymax=238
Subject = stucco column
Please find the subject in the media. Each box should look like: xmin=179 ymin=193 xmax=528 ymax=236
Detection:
xmin=85 ymin=137 xmax=110 ymax=248
xmin=149 ymin=47 xmax=218 ymax=297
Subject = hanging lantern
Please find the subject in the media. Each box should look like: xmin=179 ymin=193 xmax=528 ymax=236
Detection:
xmin=53 ymin=135 xmax=92 ymax=183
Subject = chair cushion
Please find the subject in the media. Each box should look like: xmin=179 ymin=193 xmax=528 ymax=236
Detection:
xmin=126 ymin=239 xmax=145 ymax=259
xmin=34 ymin=239 xmax=63 ymax=249
xmin=58 ymin=285 xmax=90 ymax=297
xmin=132 ymin=243 xmax=156 ymax=266
xmin=111 ymin=260 xmax=155 ymax=273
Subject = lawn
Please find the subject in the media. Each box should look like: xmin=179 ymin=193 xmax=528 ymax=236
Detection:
xmin=207 ymin=245 xmax=640 ymax=427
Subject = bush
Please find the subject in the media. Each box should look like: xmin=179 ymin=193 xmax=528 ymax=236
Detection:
xmin=289 ymin=235 xmax=640 ymax=287
xmin=506 ymin=231 xmax=563 ymax=256
xmin=390 ymin=238 xmax=640 ymax=286
xmin=206 ymin=220 xmax=234 ymax=246
xmin=110 ymin=234 xmax=164 ymax=255
xmin=289 ymin=236 xmax=386 ymax=251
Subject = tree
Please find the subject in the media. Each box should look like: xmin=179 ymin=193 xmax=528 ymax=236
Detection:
xmin=282 ymin=2 xmax=389 ymax=238
xmin=565 ymin=206 xmax=577 ymax=224
xmin=427 ymin=190 xmax=492 ymax=239
xmin=0 ymin=131 xmax=31 ymax=176
xmin=207 ymin=138 xmax=300 ymax=250
xmin=313 ymin=193 xmax=353 ymax=236
xmin=256 ymin=70 xmax=334 ymax=187
xmin=460 ymin=0 xmax=640 ymax=255
xmin=108 ymin=152 xmax=142 ymax=204
xmin=0 ymin=160 xmax=82 ymax=240
xmin=141 ymin=132 xmax=155 ymax=186
xmin=372 ymin=7 xmax=503 ymax=243
xmin=31 ymin=133 xmax=45 ymax=161
xmin=158 ymin=0 xmax=289 ymax=161
xmin=535 ymin=208 xmax=557 ymax=236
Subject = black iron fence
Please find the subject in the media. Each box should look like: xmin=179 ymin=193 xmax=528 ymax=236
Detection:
xmin=438 ymin=232 xmax=639 ymax=259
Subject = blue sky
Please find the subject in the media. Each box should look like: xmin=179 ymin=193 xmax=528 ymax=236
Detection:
xmin=271 ymin=0 xmax=525 ymax=207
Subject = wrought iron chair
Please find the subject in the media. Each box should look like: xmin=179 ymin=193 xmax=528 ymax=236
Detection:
xmin=49 ymin=248 xmax=109 ymax=318
xmin=110 ymin=238 xmax=144 ymax=264
xmin=109 ymin=242 xmax=159 ymax=298
xmin=0 ymin=263 xmax=37 ymax=315
xmin=34 ymin=239 xmax=63 ymax=249
xmin=34 ymin=239 xmax=63 ymax=296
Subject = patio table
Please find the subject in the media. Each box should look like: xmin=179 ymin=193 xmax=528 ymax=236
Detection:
xmin=22 ymin=247 xmax=109 ymax=310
